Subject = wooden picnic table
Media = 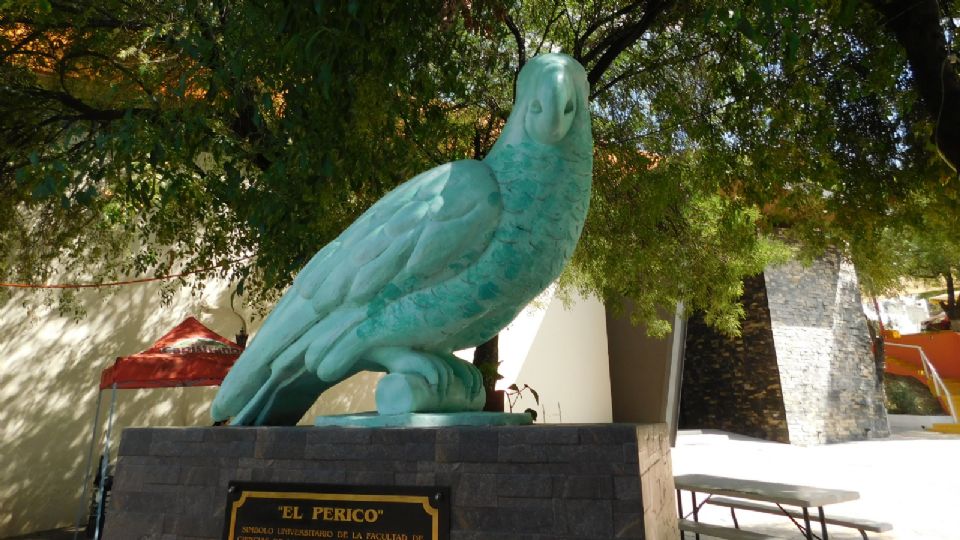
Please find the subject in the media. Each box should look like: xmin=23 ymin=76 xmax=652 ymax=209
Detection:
xmin=675 ymin=473 xmax=860 ymax=540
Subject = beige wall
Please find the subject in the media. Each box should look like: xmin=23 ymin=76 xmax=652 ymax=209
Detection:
xmin=605 ymin=304 xmax=684 ymax=437
xmin=0 ymin=281 xmax=612 ymax=536
xmin=498 ymin=291 xmax=613 ymax=423
xmin=0 ymin=279 xmax=382 ymax=537
xmin=0 ymin=280 xmax=241 ymax=536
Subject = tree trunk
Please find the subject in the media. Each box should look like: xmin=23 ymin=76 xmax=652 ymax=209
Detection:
xmin=869 ymin=0 xmax=960 ymax=172
xmin=868 ymin=296 xmax=886 ymax=385
xmin=473 ymin=334 xmax=504 ymax=412
xmin=945 ymin=271 xmax=960 ymax=331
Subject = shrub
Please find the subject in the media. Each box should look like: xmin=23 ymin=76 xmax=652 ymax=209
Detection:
xmin=884 ymin=374 xmax=946 ymax=415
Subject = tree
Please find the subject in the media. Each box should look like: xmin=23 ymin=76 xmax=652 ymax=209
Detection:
xmin=863 ymin=193 xmax=960 ymax=329
xmin=492 ymin=0 xmax=960 ymax=333
xmin=869 ymin=0 xmax=960 ymax=173
xmin=2 ymin=0 xmax=958 ymax=342
xmin=1 ymin=0 xmax=493 ymax=310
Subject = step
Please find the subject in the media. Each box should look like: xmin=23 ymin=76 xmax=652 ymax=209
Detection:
xmin=884 ymin=356 xmax=923 ymax=375
xmin=706 ymin=496 xmax=892 ymax=532
xmin=929 ymin=423 xmax=960 ymax=434
xmin=678 ymin=519 xmax=786 ymax=539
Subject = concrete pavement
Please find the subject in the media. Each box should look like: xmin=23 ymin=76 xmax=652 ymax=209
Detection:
xmin=672 ymin=422 xmax=960 ymax=539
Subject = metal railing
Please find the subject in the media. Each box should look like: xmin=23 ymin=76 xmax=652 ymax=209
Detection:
xmin=885 ymin=342 xmax=959 ymax=423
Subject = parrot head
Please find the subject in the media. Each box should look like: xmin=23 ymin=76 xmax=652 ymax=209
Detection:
xmin=517 ymin=53 xmax=590 ymax=146
xmin=488 ymin=53 xmax=591 ymax=153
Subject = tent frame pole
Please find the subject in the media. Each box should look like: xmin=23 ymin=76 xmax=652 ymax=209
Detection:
xmin=73 ymin=389 xmax=104 ymax=540
xmin=94 ymin=384 xmax=118 ymax=540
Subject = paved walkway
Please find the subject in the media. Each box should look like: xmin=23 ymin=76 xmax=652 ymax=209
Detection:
xmin=672 ymin=425 xmax=960 ymax=539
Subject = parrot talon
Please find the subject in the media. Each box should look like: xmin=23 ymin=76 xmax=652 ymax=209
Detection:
xmin=362 ymin=347 xmax=484 ymax=413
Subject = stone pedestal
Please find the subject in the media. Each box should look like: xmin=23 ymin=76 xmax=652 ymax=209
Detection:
xmin=104 ymin=423 xmax=677 ymax=540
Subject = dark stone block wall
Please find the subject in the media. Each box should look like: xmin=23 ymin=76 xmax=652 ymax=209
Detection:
xmin=103 ymin=424 xmax=677 ymax=540
xmin=679 ymin=274 xmax=791 ymax=443
xmin=680 ymin=254 xmax=889 ymax=445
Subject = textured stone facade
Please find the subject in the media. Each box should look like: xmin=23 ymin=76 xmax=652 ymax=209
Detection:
xmin=679 ymin=275 xmax=790 ymax=442
xmin=104 ymin=424 xmax=677 ymax=540
xmin=765 ymin=254 xmax=889 ymax=445
xmin=681 ymin=255 xmax=889 ymax=445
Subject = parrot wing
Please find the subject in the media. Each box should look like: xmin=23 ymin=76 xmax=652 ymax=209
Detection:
xmin=212 ymin=159 xmax=502 ymax=423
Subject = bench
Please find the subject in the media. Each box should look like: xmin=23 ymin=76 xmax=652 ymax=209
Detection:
xmin=678 ymin=518 xmax=788 ymax=539
xmin=706 ymin=496 xmax=893 ymax=539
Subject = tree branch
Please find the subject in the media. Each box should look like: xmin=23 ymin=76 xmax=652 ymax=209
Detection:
xmin=584 ymin=0 xmax=677 ymax=89
xmin=870 ymin=0 xmax=960 ymax=172
xmin=580 ymin=0 xmax=646 ymax=48
xmin=504 ymin=12 xmax=525 ymax=70
xmin=0 ymin=28 xmax=42 ymax=62
xmin=24 ymin=87 xmax=152 ymax=122
xmin=503 ymin=12 xmax=525 ymax=102
xmin=590 ymin=46 xmax=714 ymax=99
xmin=532 ymin=1 xmax=565 ymax=57
xmin=59 ymin=49 xmax=158 ymax=105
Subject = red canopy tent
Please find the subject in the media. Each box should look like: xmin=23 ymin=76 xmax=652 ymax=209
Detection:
xmin=79 ymin=317 xmax=243 ymax=539
xmin=99 ymin=316 xmax=243 ymax=390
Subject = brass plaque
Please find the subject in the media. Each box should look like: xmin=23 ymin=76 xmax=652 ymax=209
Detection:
xmin=222 ymin=482 xmax=449 ymax=540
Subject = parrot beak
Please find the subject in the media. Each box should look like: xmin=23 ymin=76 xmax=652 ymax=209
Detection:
xmin=524 ymin=64 xmax=578 ymax=145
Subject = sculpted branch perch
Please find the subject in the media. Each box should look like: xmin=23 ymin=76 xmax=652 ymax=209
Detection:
xmin=212 ymin=54 xmax=594 ymax=425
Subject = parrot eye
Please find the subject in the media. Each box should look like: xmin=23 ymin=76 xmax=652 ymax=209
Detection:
xmin=530 ymin=100 xmax=543 ymax=113
xmin=564 ymin=99 xmax=574 ymax=115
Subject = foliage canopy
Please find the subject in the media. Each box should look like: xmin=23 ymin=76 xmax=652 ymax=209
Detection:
xmin=1 ymin=0 xmax=959 ymax=336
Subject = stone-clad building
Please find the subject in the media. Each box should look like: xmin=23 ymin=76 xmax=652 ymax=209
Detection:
xmin=680 ymin=253 xmax=889 ymax=445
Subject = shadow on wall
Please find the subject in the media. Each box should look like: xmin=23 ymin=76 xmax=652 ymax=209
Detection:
xmin=0 ymin=275 xmax=612 ymax=535
xmin=0 ymin=281 xmax=227 ymax=537
xmin=763 ymin=255 xmax=889 ymax=445
xmin=0 ymin=279 xmax=376 ymax=537
xmin=306 ymin=371 xmax=381 ymax=422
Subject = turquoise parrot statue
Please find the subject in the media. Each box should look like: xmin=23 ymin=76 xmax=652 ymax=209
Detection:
xmin=212 ymin=53 xmax=593 ymax=425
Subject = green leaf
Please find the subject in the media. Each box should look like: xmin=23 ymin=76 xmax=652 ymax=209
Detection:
xmin=736 ymin=17 xmax=756 ymax=42
xmin=76 ymin=186 xmax=98 ymax=206
xmin=149 ymin=142 xmax=165 ymax=166
xmin=31 ymin=177 xmax=56 ymax=200
xmin=318 ymin=62 xmax=332 ymax=99
xmin=524 ymin=408 xmax=538 ymax=422
xmin=321 ymin=155 xmax=333 ymax=177
xmin=306 ymin=29 xmax=326 ymax=52
xmin=786 ymin=33 xmax=800 ymax=63
xmin=700 ymin=6 xmax=716 ymax=24
xmin=836 ymin=0 xmax=858 ymax=25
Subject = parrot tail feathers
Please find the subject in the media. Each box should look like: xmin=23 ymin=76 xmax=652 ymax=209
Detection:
xmin=211 ymin=360 xmax=271 ymax=423
xmin=212 ymin=326 xmax=314 ymax=423
xmin=231 ymin=367 xmax=334 ymax=426
xmin=212 ymin=306 xmax=368 ymax=425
